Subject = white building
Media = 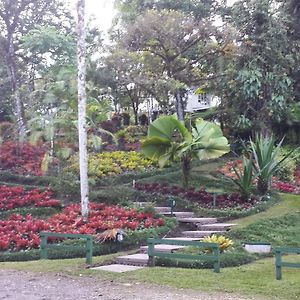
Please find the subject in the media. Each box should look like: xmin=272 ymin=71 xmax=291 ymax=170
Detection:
xmin=185 ymin=87 xmax=220 ymax=112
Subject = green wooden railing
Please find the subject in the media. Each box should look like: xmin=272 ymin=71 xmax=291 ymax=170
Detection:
xmin=147 ymin=238 xmax=220 ymax=273
xmin=40 ymin=232 xmax=93 ymax=264
xmin=275 ymin=247 xmax=300 ymax=280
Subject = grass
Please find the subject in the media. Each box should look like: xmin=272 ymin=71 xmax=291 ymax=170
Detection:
xmin=233 ymin=193 xmax=300 ymax=228
xmin=0 ymin=254 xmax=299 ymax=299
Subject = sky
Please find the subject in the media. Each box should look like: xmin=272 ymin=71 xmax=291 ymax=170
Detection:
xmin=67 ymin=0 xmax=117 ymax=33
xmin=67 ymin=0 xmax=238 ymax=34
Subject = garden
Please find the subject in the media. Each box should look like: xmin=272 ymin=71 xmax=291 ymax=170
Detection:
xmin=1 ymin=0 xmax=300 ymax=298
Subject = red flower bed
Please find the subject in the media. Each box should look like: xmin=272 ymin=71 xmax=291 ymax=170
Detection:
xmin=0 ymin=203 xmax=165 ymax=252
xmin=0 ymin=185 xmax=61 ymax=211
xmin=134 ymin=182 xmax=258 ymax=209
xmin=0 ymin=141 xmax=47 ymax=176
xmin=47 ymin=203 xmax=164 ymax=234
xmin=0 ymin=214 xmax=50 ymax=251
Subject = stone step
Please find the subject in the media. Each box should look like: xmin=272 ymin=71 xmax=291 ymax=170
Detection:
xmin=181 ymin=230 xmax=226 ymax=238
xmin=133 ymin=202 xmax=148 ymax=207
xmin=198 ymin=223 xmax=237 ymax=231
xmin=91 ymin=264 xmax=144 ymax=273
xmin=178 ymin=217 xmax=217 ymax=225
xmin=115 ymin=253 xmax=149 ymax=266
xmin=140 ymin=244 xmax=186 ymax=253
xmin=162 ymin=237 xmax=203 ymax=241
xmin=154 ymin=206 xmax=171 ymax=213
xmin=163 ymin=211 xmax=195 ymax=218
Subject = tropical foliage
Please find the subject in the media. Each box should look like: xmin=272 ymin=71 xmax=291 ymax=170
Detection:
xmin=142 ymin=116 xmax=230 ymax=186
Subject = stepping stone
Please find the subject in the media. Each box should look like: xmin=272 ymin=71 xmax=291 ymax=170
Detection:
xmin=162 ymin=237 xmax=203 ymax=241
xmin=163 ymin=211 xmax=195 ymax=218
xmin=140 ymin=244 xmax=186 ymax=253
xmin=178 ymin=217 xmax=217 ymax=224
xmin=133 ymin=202 xmax=149 ymax=207
xmin=115 ymin=253 xmax=149 ymax=266
xmin=198 ymin=223 xmax=237 ymax=231
xmin=154 ymin=207 xmax=171 ymax=213
xmin=181 ymin=230 xmax=226 ymax=238
xmin=91 ymin=264 xmax=144 ymax=273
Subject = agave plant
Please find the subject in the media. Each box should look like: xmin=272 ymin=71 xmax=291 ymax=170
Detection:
xmin=232 ymin=156 xmax=257 ymax=200
xmin=250 ymin=135 xmax=294 ymax=195
xmin=142 ymin=116 xmax=230 ymax=187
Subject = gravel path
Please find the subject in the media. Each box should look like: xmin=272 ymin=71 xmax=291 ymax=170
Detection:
xmin=0 ymin=269 xmax=263 ymax=300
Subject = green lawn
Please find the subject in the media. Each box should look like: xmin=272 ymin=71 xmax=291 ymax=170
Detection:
xmin=0 ymin=253 xmax=299 ymax=299
xmin=233 ymin=193 xmax=300 ymax=228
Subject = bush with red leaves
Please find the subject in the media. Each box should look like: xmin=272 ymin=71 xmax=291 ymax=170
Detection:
xmin=0 ymin=185 xmax=61 ymax=211
xmin=0 ymin=141 xmax=47 ymax=176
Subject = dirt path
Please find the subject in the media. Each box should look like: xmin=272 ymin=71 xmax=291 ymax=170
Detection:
xmin=0 ymin=269 xmax=263 ymax=300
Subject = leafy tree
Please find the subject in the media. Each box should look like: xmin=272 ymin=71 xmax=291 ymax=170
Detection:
xmin=216 ymin=0 xmax=296 ymax=136
xmin=142 ymin=116 xmax=230 ymax=186
xmin=117 ymin=9 xmax=224 ymax=121
xmin=0 ymin=0 xmax=73 ymax=138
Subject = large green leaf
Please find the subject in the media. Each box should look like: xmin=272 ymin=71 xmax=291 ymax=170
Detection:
xmin=148 ymin=115 xmax=192 ymax=142
xmin=141 ymin=136 xmax=171 ymax=160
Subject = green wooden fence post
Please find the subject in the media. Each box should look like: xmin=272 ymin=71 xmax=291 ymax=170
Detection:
xmin=213 ymin=246 xmax=220 ymax=273
xmin=40 ymin=233 xmax=48 ymax=259
xmin=148 ymin=239 xmax=155 ymax=267
xmin=86 ymin=235 xmax=93 ymax=264
xmin=275 ymin=250 xmax=282 ymax=280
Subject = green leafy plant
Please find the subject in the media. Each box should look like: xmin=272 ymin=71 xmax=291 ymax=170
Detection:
xmin=142 ymin=116 xmax=230 ymax=187
xmin=202 ymin=234 xmax=234 ymax=253
xmin=250 ymin=135 xmax=294 ymax=195
xmin=232 ymin=156 xmax=256 ymax=200
xmin=68 ymin=151 xmax=154 ymax=179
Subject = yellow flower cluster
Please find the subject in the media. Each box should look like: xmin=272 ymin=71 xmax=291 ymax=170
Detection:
xmin=68 ymin=151 xmax=154 ymax=178
xmin=202 ymin=234 xmax=234 ymax=252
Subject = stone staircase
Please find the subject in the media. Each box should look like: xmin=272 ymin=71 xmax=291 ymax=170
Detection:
xmin=92 ymin=203 xmax=236 ymax=272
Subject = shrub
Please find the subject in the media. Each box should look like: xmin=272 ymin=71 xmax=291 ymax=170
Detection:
xmin=68 ymin=151 xmax=155 ymax=179
xmin=0 ymin=141 xmax=47 ymax=176
xmin=202 ymin=235 xmax=234 ymax=252
xmin=274 ymin=148 xmax=297 ymax=181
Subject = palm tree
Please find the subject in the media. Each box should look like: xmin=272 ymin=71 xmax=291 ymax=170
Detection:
xmin=142 ymin=116 xmax=230 ymax=187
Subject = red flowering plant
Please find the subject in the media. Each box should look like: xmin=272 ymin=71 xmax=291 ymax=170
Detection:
xmin=134 ymin=182 xmax=258 ymax=209
xmin=0 ymin=202 xmax=165 ymax=252
xmin=0 ymin=185 xmax=61 ymax=211
xmin=0 ymin=141 xmax=47 ymax=176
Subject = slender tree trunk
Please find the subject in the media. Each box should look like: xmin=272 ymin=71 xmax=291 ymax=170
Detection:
xmin=182 ymin=155 xmax=191 ymax=188
xmin=77 ymin=0 xmax=89 ymax=220
xmin=175 ymin=89 xmax=185 ymax=122
xmin=7 ymin=32 xmax=26 ymax=139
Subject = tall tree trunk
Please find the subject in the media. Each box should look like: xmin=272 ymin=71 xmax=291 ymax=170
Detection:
xmin=175 ymin=89 xmax=185 ymax=122
xmin=7 ymin=32 xmax=26 ymax=139
xmin=77 ymin=0 xmax=89 ymax=220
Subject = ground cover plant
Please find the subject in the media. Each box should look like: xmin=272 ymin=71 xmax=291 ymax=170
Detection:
xmin=0 ymin=141 xmax=47 ymax=176
xmin=0 ymin=185 xmax=60 ymax=211
xmin=0 ymin=202 xmax=165 ymax=252
xmin=134 ymin=182 xmax=259 ymax=209
xmin=68 ymin=151 xmax=155 ymax=179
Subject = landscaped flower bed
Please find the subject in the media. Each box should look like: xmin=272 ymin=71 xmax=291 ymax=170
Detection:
xmin=0 ymin=202 xmax=165 ymax=252
xmin=0 ymin=141 xmax=47 ymax=176
xmin=219 ymin=160 xmax=300 ymax=194
xmin=68 ymin=151 xmax=155 ymax=178
xmin=0 ymin=185 xmax=61 ymax=211
xmin=134 ymin=182 xmax=258 ymax=209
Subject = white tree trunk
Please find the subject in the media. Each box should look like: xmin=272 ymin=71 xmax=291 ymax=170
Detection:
xmin=77 ymin=0 xmax=89 ymax=220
